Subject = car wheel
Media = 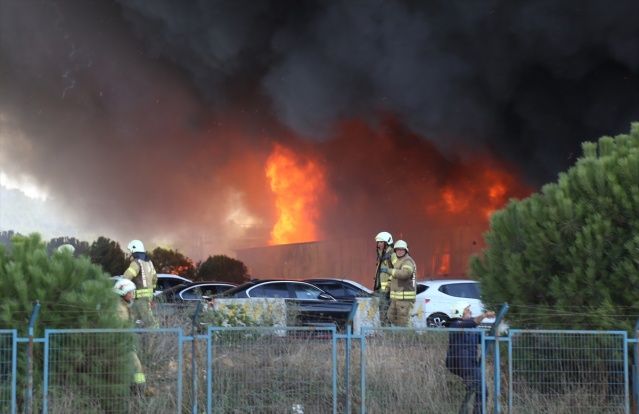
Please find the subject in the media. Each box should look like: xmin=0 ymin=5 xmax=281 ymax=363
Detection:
xmin=427 ymin=312 xmax=449 ymax=328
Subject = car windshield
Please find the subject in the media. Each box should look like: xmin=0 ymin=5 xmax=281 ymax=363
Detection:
xmin=311 ymin=281 xmax=368 ymax=297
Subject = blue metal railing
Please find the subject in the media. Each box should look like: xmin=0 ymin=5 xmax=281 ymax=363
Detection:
xmin=2 ymin=306 xmax=639 ymax=413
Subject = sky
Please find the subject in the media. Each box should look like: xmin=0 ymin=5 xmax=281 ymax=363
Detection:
xmin=1 ymin=0 xmax=639 ymax=258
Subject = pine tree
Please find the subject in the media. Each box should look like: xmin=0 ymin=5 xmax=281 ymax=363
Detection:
xmin=471 ymin=123 xmax=639 ymax=331
xmin=0 ymin=234 xmax=134 ymax=412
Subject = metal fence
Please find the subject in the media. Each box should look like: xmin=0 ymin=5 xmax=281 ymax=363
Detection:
xmin=2 ymin=323 xmax=639 ymax=413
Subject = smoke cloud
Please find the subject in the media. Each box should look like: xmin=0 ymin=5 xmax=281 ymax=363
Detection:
xmin=1 ymin=0 xmax=638 ymax=256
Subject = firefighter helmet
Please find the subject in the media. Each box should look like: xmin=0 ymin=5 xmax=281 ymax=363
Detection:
xmin=394 ymin=240 xmax=409 ymax=252
xmin=57 ymin=244 xmax=75 ymax=254
xmin=451 ymin=301 xmax=471 ymax=318
xmin=113 ymin=278 xmax=136 ymax=297
xmin=127 ymin=240 xmax=145 ymax=254
xmin=374 ymin=231 xmax=393 ymax=244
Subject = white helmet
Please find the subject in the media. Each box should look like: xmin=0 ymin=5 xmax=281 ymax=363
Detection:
xmin=394 ymin=240 xmax=409 ymax=252
xmin=113 ymin=279 xmax=136 ymax=297
xmin=127 ymin=239 xmax=145 ymax=254
xmin=375 ymin=231 xmax=393 ymax=244
xmin=451 ymin=301 xmax=471 ymax=318
xmin=57 ymin=244 xmax=75 ymax=254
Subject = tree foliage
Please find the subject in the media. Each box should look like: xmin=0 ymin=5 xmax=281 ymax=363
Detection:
xmin=89 ymin=236 xmax=128 ymax=276
xmin=471 ymin=124 xmax=639 ymax=331
xmin=196 ymin=255 xmax=250 ymax=283
xmin=149 ymin=247 xmax=196 ymax=279
xmin=0 ymin=234 xmax=132 ymax=411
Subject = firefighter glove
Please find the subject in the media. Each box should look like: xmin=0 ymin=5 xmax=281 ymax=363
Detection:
xmin=380 ymin=266 xmax=389 ymax=274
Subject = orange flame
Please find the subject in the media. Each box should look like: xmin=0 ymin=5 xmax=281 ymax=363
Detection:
xmin=265 ymin=144 xmax=326 ymax=244
xmin=438 ymin=252 xmax=450 ymax=275
xmin=434 ymin=166 xmax=524 ymax=221
xmin=442 ymin=187 xmax=469 ymax=214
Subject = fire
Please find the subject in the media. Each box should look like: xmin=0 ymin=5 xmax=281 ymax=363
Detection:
xmin=434 ymin=166 xmax=526 ymax=221
xmin=265 ymin=144 xmax=326 ymax=244
xmin=442 ymin=187 xmax=469 ymax=213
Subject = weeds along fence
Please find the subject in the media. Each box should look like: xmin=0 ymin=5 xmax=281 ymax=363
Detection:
xmin=2 ymin=304 xmax=639 ymax=413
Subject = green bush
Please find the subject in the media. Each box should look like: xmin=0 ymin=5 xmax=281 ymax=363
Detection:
xmin=0 ymin=234 xmax=134 ymax=412
xmin=472 ymin=123 xmax=639 ymax=331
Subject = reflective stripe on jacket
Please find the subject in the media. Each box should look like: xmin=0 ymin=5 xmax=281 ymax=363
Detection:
xmin=124 ymin=259 xmax=157 ymax=296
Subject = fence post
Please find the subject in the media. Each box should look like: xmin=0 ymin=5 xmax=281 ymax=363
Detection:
xmin=344 ymin=324 xmax=352 ymax=414
xmin=633 ymin=319 xmax=639 ymax=414
xmin=25 ymin=301 xmax=40 ymax=414
xmin=489 ymin=303 xmax=509 ymax=414
xmin=191 ymin=301 xmax=203 ymax=414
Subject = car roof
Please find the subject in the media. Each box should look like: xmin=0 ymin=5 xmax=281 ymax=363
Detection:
xmin=304 ymin=278 xmax=373 ymax=293
xmin=157 ymin=273 xmax=192 ymax=280
xmin=220 ymin=279 xmax=325 ymax=296
xmin=417 ymin=279 xmax=478 ymax=284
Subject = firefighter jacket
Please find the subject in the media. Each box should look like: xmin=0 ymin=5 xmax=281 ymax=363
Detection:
xmin=124 ymin=259 xmax=157 ymax=299
xmin=376 ymin=246 xmax=397 ymax=293
xmin=116 ymin=299 xmax=146 ymax=384
xmin=388 ymin=253 xmax=416 ymax=301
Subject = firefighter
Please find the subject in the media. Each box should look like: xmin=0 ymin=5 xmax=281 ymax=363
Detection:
xmin=374 ymin=231 xmax=396 ymax=326
xmin=112 ymin=278 xmax=147 ymax=393
xmin=381 ymin=239 xmax=416 ymax=326
xmin=123 ymin=239 xmax=158 ymax=328
xmin=57 ymin=243 xmax=75 ymax=255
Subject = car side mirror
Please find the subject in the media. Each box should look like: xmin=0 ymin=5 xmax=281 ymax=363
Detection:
xmin=318 ymin=293 xmax=334 ymax=300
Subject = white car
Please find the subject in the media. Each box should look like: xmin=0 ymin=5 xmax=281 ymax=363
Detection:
xmin=413 ymin=279 xmax=496 ymax=328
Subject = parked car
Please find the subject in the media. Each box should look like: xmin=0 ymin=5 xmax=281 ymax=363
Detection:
xmin=217 ymin=280 xmax=356 ymax=330
xmin=414 ymin=279 xmax=496 ymax=328
xmin=303 ymin=278 xmax=373 ymax=301
xmin=155 ymin=281 xmax=236 ymax=303
xmin=155 ymin=274 xmax=193 ymax=295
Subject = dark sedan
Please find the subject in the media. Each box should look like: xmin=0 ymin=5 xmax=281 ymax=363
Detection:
xmin=216 ymin=280 xmax=356 ymax=330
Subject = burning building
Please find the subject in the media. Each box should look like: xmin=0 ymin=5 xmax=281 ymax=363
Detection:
xmin=233 ymin=117 xmax=530 ymax=287
xmin=1 ymin=1 xmax=638 ymax=279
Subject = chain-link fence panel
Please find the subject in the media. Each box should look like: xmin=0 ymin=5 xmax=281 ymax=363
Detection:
xmin=510 ymin=330 xmax=628 ymax=414
xmin=43 ymin=328 xmax=183 ymax=414
xmin=0 ymin=330 xmax=16 ymax=414
xmin=207 ymin=326 xmax=337 ymax=414
xmin=361 ymin=327 xmax=487 ymax=414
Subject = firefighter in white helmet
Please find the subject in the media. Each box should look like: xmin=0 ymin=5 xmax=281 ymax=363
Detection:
xmin=374 ymin=231 xmax=396 ymax=326
xmin=112 ymin=278 xmax=148 ymax=394
xmin=57 ymin=244 xmax=76 ymax=255
xmin=380 ymin=239 xmax=416 ymax=326
xmin=123 ymin=239 xmax=158 ymax=328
